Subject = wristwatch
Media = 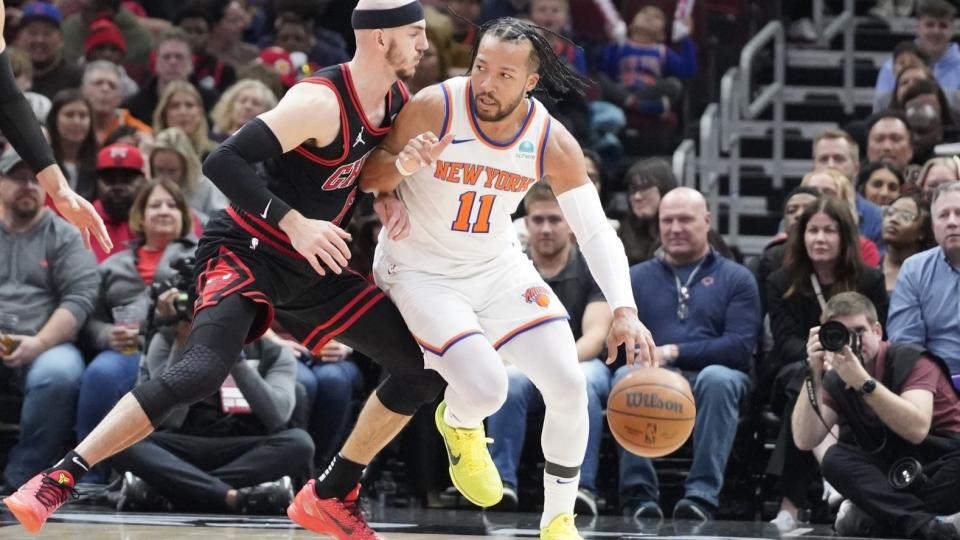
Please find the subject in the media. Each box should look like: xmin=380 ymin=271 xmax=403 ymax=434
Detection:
xmin=859 ymin=378 xmax=877 ymax=397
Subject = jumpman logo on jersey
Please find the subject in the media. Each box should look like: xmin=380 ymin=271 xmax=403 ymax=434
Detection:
xmin=353 ymin=127 xmax=366 ymax=148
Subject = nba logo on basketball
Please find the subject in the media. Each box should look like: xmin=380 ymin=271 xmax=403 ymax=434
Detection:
xmin=523 ymin=286 xmax=550 ymax=307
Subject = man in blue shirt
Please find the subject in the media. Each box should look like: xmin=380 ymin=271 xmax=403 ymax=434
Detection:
xmin=874 ymin=0 xmax=960 ymax=112
xmin=812 ymin=129 xmax=885 ymax=251
xmin=888 ymin=181 xmax=960 ymax=376
xmin=617 ymin=187 xmax=759 ymax=522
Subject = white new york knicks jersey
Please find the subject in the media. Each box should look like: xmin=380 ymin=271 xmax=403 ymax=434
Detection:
xmin=379 ymin=76 xmax=553 ymax=275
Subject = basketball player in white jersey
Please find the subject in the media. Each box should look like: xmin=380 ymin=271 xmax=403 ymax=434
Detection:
xmin=361 ymin=17 xmax=656 ymax=540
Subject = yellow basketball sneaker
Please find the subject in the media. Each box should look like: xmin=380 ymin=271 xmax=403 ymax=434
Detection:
xmin=434 ymin=401 xmax=503 ymax=507
xmin=540 ymin=513 xmax=583 ymax=540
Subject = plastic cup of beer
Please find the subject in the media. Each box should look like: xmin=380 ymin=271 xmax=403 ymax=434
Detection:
xmin=0 ymin=313 xmax=18 ymax=356
xmin=112 ymin=305 xmax=144 ymax=355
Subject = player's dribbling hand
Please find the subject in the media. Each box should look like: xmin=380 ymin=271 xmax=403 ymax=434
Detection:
xmin=373 ymin=192 xmax=411 ymax=241
xmin=606 ymin=307 xmax=657 ymax=367
xmin=397 ymin=132 xmax=454 ymax=175
xmin=281 ymin=211 xmax=352 ymax=276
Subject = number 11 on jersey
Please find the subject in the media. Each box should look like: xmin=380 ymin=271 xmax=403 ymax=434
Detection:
xmin=451 ymin=191 xmax=496 ymax=233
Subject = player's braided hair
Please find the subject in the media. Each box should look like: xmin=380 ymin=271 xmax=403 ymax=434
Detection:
xmin=467 ymin=17 xmax=589 ymax=99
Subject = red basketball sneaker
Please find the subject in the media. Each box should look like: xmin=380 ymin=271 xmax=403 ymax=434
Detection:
xmin=287 ymin=481 xmax=382 ymax=539
xmin=3 ymin=470 xmax=77 ymax=533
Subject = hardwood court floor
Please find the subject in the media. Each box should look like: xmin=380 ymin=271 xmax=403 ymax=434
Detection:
xmin=0 ymin=506 xmax=895 ymax=539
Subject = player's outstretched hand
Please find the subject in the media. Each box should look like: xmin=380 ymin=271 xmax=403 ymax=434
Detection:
xmin=373 ymin=192 xmax=411 ymax=241
xmin=50 ymin=184 xmax=112 ymax=253
xmin=283 ymin=212 xmax=352 ymax=276
xmin=605 ymin=307 xmax=657 ymax=367
xmin=396 ymin=131 xmax=454 ymax=176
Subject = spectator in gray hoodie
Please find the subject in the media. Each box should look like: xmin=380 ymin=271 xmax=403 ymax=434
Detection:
xmin=0 ymin=144 xmax=98 ymax=491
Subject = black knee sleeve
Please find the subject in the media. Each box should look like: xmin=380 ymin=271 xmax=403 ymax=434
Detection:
xmin=376 ymin=369 xmax=445 ymax=416
xmin=132 ymin=294 xmax=259 ymax=426
xmin=132 ymin=343 xmax=237 ymax=426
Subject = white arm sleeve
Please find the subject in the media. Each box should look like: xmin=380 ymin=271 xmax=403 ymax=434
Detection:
xmin=556 ymin=182 xmax=637 ymax=312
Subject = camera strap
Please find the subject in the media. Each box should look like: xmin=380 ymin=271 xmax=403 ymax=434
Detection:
xmin=810 ymin=274 xmax=828 ymax=311
xmin=804 ymin=375 xmax=838 ymax=441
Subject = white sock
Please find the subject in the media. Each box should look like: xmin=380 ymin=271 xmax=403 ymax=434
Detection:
xmin=541 ymin=471 xmax=579 ymax=528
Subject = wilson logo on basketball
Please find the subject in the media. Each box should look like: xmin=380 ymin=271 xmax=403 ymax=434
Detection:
xmin=522 ymin=286 xmax=550 ymax=307
xmin=626 ymin=392 xmax=685 ymax=414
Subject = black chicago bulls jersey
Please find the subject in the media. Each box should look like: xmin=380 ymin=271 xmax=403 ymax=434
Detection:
xmin=227 ymin=63 xmax=409 ymax=249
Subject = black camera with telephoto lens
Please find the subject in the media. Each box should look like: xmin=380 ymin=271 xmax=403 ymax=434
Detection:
xmin=819 ymin=320 xmax=862 ymax=356
xmin=149 ymin=256 xmax=195 ymax=322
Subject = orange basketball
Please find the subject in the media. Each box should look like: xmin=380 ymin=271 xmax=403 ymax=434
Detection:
xmin=607 ymin=367 xmax=696 ymax=458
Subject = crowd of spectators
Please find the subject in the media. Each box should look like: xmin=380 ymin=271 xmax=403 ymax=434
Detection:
xmin=1 ymin=1 xmax=960 ymax=537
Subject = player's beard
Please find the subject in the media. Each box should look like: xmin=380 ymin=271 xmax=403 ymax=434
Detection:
xmin=473 ymin=90 xmax=525 ymax=122
xmin=386 ymin=39 xmax=417 ymax=80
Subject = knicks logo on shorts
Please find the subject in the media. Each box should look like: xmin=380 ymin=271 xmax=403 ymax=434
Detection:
xmin=523 ymin=286 xmax=550 ymax=307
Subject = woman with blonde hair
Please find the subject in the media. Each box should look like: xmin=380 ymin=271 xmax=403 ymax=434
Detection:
xmin=915 ymin=156 xmax=960 ymax=204
xmin=149 ymin=127 xmax=226 ymax=221
xmin=152 ymin=80 xmax=217 ymax=158
xmin=209 ymin=79 xmax=278 ymax=141
xmin=800 ymin=168 xmax=881 ymax=266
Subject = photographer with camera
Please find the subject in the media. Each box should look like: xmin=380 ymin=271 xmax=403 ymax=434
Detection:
xmin=77 ymin=178 xmax=197 ymax=483
xmin=766 ymin=196 xmax=889 ymax=529
xmin=793 ymin=292 xmax=960 ymax=540
xmin=107 ymin=323 xmax=313 ymax=515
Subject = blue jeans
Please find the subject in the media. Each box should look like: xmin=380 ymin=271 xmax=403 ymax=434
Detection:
xmin=2 ymin=344 xmax=85 ymax=487
xmin=488 ymin=359 xmax=612 ymax=493
xmin=74 ymin=350 xmax=140 ymax=483
xmin=615 ymin=364 xmax=751 ymax=511
xmin=295 ymin=359 xmax=364 ymax=465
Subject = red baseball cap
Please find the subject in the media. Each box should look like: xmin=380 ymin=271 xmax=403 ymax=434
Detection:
xmin=259 ymin=46 xmax=298 ymax=88
xmin=97 ymin=143 xmax=144 ymax=172
xmin=85 ymin=18 xmax=127 ymax=54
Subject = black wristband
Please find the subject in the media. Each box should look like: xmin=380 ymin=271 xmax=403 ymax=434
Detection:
xmin=0 ymin=49 xmax=56 ymax=174
xmin=202 ymin=118 xmax=292 ymax=228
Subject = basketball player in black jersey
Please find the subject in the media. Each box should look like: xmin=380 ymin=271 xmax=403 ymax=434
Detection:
xmin=4 ymin=2 xmax=445 ymax=538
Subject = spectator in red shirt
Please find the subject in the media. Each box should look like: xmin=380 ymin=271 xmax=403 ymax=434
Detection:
xmin=90 ymin=142 xmax=146 ymax=262
xmin=794 ymin=292 xmax=960 ymax=540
